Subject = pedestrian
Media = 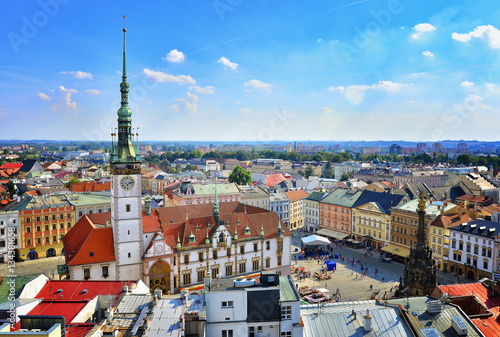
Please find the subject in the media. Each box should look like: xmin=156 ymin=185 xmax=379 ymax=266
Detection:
xmin=370 ymin=284 xmax=373 ymax=290
xmin=382 ymin=277 xmax=385 ymax=282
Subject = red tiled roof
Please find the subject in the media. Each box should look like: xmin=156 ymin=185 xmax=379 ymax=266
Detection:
xmin=482 ymin=204 xmax=500 ymax=214
xmin=65 ymin=325 xmax=94 ymax=337
xmin=285 ymin=189 xmax=309 ymax=202
xmin=28 ymin=301 xmax=87 ymax=323
xmin=70 ymin=182 xmax=110 ymax=192
xmin=0 ymin=163 xmax=23 ymax=169
xmin=35 ymin=280 xmax=134 ymax=301
xmin=437 ymin=283 xmax=500 ymax=337
xmin=63 ymin=215 xmax=115 ymax=266
xmin=456 ymin=195 xmax=492 ymax=204
xmin=431 ymin=213 xmax=472 ymax=228
xmin=265 ymin=174 xmax=286 ymax=187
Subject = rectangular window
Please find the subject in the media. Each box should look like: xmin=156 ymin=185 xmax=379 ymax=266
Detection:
xmin=254 ymin=243 xmax=258 ymax=252
xmin=26 ymin=217 xmax=31 ymax=223
xmin=198 ymin=252 xmax=203 ymax=262
xmin=78 ymin=211 xmax=83 ymax=217
xmin=184 ymin=255 xmax=189 ymax=264
xmin=36 ymin=216 xmax=40 ymax=222
xmin=474 ymin=245 xmax=478 ymax=254
xmin=483 ymin=260 xmax=488 ymax=269
xmin=84 ymin=267 xmax=90 ymax=279
xmin=102 ymin=265 xmax=109 ymax=277
xmin=45 ymin=236 xmax=49 ymax=243
xmin=197 ymin=269 xmax=205 ymax=282
xmin=60 ymin=214 xmax=64 ymax=220
xmin=252 ymin=259 xmax=259 ymax=271
xmin=240 ymin=245 xmax=244 ymax=254
xmin=281 ymin=305 xmax=292 ymax=319
xmin=278 ymin=256 xmax=282 ymax=265
xmin=212 ymin=266 xmax=219 ymax=278
xmin=52 ymin=215 xmax=56 ymax=220
xmin=239 ymin=261 xmax=246 ymax=274
xmin=266 ymin=241 xmax=270 ymax=250
xmin=482 ymin=247 xmax=487 ymax=256
xmin=60 ymin=224 xmax=64 ymax=229
xmin=226 ymin=248 xmax=231 ymax=257
xmin=222 ymin=301 xmax=234 ymax=308
xmin=26 ymin=227 xmax=31 ymax=233
xmin=52 ymin=224 xmax=56 ymax=230
xmin=213 ymin=250 xmax=218 ymax=259
xmin=126 ymin=204 xmax=131 ymax=212
xmin=183 ymin=272 xmax=191 ymax=285
xmin=226 ymin=264 xmax=233 ymax=276
xmin=52 ymin=235 xmax=56 ymax=242
xmin=45 ymin=225 xmax=49 ymax=231
xmin=222 ymin=330 xmax=233 ymax=337
xmin=281 ymin=333 xmax=292 ymax=337
xmin=44 ymin=216 xmax=48 ymax=221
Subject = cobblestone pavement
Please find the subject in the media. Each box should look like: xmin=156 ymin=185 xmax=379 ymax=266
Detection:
xmin=0 ymin=256 xmax=65 ymax=279
xmin=291 ymin=233 xmax=470 ymax=302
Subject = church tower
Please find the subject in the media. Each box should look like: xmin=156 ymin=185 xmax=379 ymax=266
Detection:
xmin=109 ymin=24 xmax=144 ymax=281
xmin=398 ymin=193 xmax=437 ymax=297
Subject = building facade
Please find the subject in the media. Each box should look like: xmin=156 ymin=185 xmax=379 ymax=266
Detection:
xmin=319 ymin=189 xmax=362 ymax=238
xmin=304 ymin=191 xmax=328 ymax=233
xmin=172 ymin=182 xmax=241 ymax=206
xmin=447 ymin=219 xmax=500 ymax=281
xmin=285 ymin=190 xmax=309 ymax=230
xmin=0 ymin=210 xmax=19 ymax=264
xmin=239 ymin=185 xmax=270 ymax=210
xmin=269 ymin=192 xmax=289 ymax=226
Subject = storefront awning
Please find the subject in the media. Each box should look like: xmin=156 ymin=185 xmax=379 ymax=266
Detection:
xmin=316 ymin=229 xmax=349 ymax=240
xmin=381 ymin=244 xmax=410 ymax=258
xmin=301 ymin=235 xmax=331 ymax=246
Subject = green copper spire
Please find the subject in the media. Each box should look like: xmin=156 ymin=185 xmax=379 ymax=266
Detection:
xmin=176 ymin=233 xmax=181 ymax=249
xmin=111 ymin=21 xmax=140 ymax=165
xmin=205 ymin=231 xmax=210 ymax=245
xmin=277 ymin=219 xmax=282 ymax=238
xmin=234 ymin=226 xmax=238 ymax=240
xmin=188 ymin=230 xmax=196 ymax=243
xmin=260 ymin=223 xmax=265 ymax=236
xmin=213 ymin=184 xmax=220 ymax=225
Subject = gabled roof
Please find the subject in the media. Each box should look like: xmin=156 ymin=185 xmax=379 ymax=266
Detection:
xmin=266 ymin=174 xmax=287 ymax=187
xmin=285 ymin=189 xmax=309 ymax=202
xmin=34 ymin=280 xmax=133 ymax=301
xmin=0 ymin=162 xmax=23 ymax=170
xmin=63 ymin=215 xmax=115 ymax=266
xmin=19 ymin=159 xmax=40 ymax=173
xmin=352 ymin=190 xmax=404 ymax=214
xmin=305 ymin=191 xmax=329 ymax=202
xmin=431 ymin=213 xmax=472 ymax=229
xmin=70 ymin=181 xmax=111 ymax=192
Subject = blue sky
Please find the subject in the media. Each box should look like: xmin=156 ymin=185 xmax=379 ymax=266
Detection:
xmin=1 ymin=0 xmax=500 ymax=142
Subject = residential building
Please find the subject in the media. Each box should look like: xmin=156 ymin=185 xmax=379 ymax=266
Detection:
xmin=447 ymin=219 xmax=500 ymax=281
xmin=458 ymin=172 xmax=496 ymax=196
xmin=171 ymin=182 xmax=241 ymax=206
xmin=0 ymin=210 xmax=19 ymax=263
xmin=319 ymin=189 xmax=362 ymax=240
xmin=304 ymin=191 xmax=328 ymax=233
xmin=65 ymin=193 xmax=111 ymax=221
xmin=285 ymin=189 xmax=309 ymax=230
xmin=495 ymin=234 xmax=500 ymax=282
xmin=269 ymin=192 xmax=290 ymax=226
xmin=2 ymin=194 xmax=75 ymax=260
xmin=16 ymin=160 xmax=43 ymax=179
xmin=352 ymin=190 xmax=404 ymax=250
xmin=239 ymin=185 xmax=270 ymax=210
xmin=388 ymin=199 xmax=457 ymax=262
xmin=333 ymin=161 xmax=369 ymax=180
xmin=204 ymin=272 xmax=302 ymax=337
xmin=430 ymin=212 xmax=472 ymax=271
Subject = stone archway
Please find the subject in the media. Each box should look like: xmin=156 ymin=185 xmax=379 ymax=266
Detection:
xmin=46 ymin=248 xmax=56 ymax=257
xmin=467 ymin=270 xmax=475 ymax=281
xmin=149 ymin=260 xmax=171 ymax=294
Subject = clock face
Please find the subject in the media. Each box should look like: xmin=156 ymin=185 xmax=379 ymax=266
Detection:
xmin=119 ymin=176 xmax=135 ymax=191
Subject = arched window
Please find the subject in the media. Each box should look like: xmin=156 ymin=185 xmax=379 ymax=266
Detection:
xmin=219 ymin=232 xmax=225 ymax=243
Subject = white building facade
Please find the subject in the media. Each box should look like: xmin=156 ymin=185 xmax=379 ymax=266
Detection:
xmin=0 ymin=211 xmax=19 ymax=264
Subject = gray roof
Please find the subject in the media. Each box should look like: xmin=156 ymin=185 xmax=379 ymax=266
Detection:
xmin=321 ymin=189 xmax=363 ymax=208
xmin=386 ymin=297 xmax=484 ymax=337
xmin=301 ymin=300 xmax=412 ymax=337
xmin=449 ymin=219 xmax=500 ymax=239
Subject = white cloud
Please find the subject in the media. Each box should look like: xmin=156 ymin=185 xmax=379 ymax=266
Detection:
xmin=244 ymin=79 xmax=272 ymax=91
xmin=60 ymin=71 xmax=94 ymax=79
xmin=189 ymin=86 xmax=215 ymax=94
xmin=186 ymin=92 xmax=199 ymax=102
xmin=143 ymin=69 xmax=195 ymax=85
xmin=461 ymin=81 xmax=474 ymax=87
xmin=452 ymin=25 xmax=500 ymax=49
xmin=328 ymin=86 xmax=345 ymax=93
xmin=235 ymin=101 xmax=241 ymax=104
xmin=422 ymin=50 xmax=434 ymax=57
xmin=169 ymin=104 xmax=180 ymax=112
xmin=373 ymin=81 xmax=409 ymax=91
xmin=217 ymin=57 xmax=239 ymax=70
xmin=50 ymin=86 xmax=79 ymax=117
xmin=84 ymin=89 xmax=101 ymax=95
xmin=37 ymin=93 xmax=51 ymax=101
xmin=411 ymin=23 xmax=436 ymax=40
xmin=164 ymin=49 xmax=185 ymax=63
xmin=317 ymin=38 xmax=322 ymax=43
xmin=330 ymin=39 xmax=339 ymax=44
xmin=240 ymin=108 xmax=253 ymax=114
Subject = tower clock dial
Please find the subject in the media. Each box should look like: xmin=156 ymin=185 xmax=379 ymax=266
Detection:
xmin=119 ymin=175 xmax=135 ymax=191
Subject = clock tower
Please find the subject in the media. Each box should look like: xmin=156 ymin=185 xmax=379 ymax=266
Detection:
xmin=109 ymin=25 xmax=144 ymax=281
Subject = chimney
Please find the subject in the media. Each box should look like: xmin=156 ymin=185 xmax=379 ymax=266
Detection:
xmin=363 ymin=309 xmax=372 ymax=332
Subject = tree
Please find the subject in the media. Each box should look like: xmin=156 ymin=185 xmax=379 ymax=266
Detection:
xmin=6 ymin=180 xmax=16 ymax=197
xmin=228 ymin=165 xmax=252 ymax=185
xmin=340 ymin=171 xmax=353 ymax=181
xmin=64 ymin=177 xmax=81 ymax=188
xmin=304 ymin=166 xmax=314 ymax=178
xmin=3 ymin=148 xmax=10 ymax=155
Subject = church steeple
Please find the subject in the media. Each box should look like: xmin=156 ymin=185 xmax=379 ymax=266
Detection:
xmin=111 ymin=21 xmax=140 ymax=166
xmin=213 ymin=184 xmax=220 ymax=225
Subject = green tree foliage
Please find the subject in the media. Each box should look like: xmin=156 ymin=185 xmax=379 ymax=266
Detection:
xmin=340 ymin=171 xmax=353 ymax=181
xmin=304 ymin=166 xmax=314 ymax=178
xmin=6 ymin=180 xmax=16 ymax=196
xmin=322 ymin=161 xmax=334 ymax=178
xmin=64 ymin=177 xmax=81 ymax=188
xmin=228 ymin=165 xmax=252 ymax=185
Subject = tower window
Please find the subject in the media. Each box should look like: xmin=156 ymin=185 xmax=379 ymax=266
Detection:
xmin=128 ymin=252 xmax=131 ymax=258
xmin=126 ymin=204 xmax=131 ymax=212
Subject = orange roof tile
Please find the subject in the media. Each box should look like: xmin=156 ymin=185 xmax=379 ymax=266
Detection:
xmin=63 ymin=215 xmax=115 ymax=266
xmin=285 ymin=189 xmax=309 ymax=202
xmin=265 ymin=174 xmax=286 ymax=187
xmin=70 ymin=182 xmax=110 ymax=192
